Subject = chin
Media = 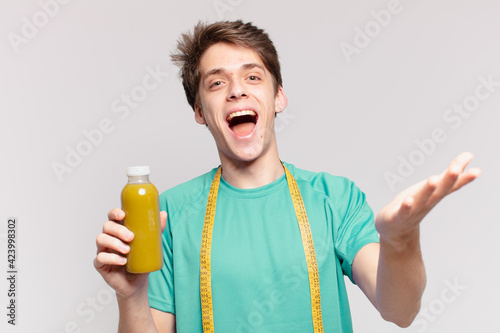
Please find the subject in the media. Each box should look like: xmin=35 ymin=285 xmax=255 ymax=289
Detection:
xmin=224 ymin=147 xmax=264 ymax=164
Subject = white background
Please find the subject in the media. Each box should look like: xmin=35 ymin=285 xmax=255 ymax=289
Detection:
xmin=1 ymin=0 xmax=498 ymax=332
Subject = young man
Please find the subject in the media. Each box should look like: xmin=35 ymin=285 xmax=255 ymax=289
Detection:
xmin=94 ymin=21 xmax=480 ymax=332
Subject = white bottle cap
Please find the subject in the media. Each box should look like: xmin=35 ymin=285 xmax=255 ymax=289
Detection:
xmin=126 ymin=166 xmax=151 ymax=176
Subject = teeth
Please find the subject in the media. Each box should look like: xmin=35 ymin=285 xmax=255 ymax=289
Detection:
xmin=226 ymin=110 xmax=256 ymax=122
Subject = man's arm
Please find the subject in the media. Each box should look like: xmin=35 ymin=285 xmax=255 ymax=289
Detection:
xmin=94 ymin=209 xmax=175 ymax=332
xmin=151 ymin=309 xmax=176 ymax=333
xmin=352 ymin=152 xmax=480 ymax=327
xmin=115 ymin=284 xmax=159 ymax=333
xmin=116 ymin=287 xmax=176 ymax=333
xmin=352 ymin=241 xmax=425 ymax=327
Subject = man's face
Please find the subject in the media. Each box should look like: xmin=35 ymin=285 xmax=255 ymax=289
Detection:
xmin=194 ymin=42 xmax=287 ymax=165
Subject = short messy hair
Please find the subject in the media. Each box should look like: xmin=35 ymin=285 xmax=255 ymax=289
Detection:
xmin=171 ymin=20 xmax=283 ymax=110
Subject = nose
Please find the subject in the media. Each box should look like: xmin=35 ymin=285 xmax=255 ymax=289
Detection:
xmin=227 ymin=81 xmax=248 ymax=101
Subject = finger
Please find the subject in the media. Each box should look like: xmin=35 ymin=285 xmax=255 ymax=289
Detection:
xmin=102 ymin=220 xmax=134 ymax=242
xmin=160 ymin=211 xmax=167 ymax=233
xmin=432 ymin=153 xmax=473 ymax=199
xmin=412 ymin=175 xmax=439 ymax=207
xmin=452 ymin=151 xmax=474 ymax=166
xmin=96 ymin=233 xmax=130 ymax=255
xmin=393 ymin=196 xmax=414 ymax=222
xmin=451 ymin=167 xmax=482 ymax=192
xmin=94 ymin=252 xmax=127 ymax=270
xmin=437 ymin=152 xmax=474 ymax=177
xmin=108 ymin=208 xmax=125 ymax=222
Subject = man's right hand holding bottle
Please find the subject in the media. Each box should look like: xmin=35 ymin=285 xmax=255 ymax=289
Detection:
xmin=94 ymin=209 xmax=174 ymax=332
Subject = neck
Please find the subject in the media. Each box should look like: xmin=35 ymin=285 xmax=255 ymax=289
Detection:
xmin=219 ymin=154 xmax=284 ymax=189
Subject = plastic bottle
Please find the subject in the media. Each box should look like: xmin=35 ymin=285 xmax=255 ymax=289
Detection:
xmin=121 ymin=166 xmax=163 ymax=273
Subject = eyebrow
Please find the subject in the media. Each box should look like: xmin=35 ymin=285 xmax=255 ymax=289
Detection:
xmin=202 ymin=63 xmax=266 ymax=82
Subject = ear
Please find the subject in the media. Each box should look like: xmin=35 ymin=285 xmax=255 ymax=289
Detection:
xmin=274 ymin=86 xmax=287 ymax=114
xmin=194 ymin=103 xmax=207 ymax=125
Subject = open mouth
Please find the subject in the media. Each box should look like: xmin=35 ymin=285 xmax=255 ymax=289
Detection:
xmin=226 ymin=110 xmax=258 ymax=136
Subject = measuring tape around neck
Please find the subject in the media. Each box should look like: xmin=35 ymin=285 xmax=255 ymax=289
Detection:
xmin=199 ymin=164 xmax=324 ymax=332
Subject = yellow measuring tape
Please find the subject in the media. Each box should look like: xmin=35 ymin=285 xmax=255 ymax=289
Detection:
xmin=199 ymin=164 xmax=324 ymax=332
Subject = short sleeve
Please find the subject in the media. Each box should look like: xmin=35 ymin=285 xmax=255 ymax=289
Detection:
xmin=333 ymin=180 xmax=380 ymax=283
xmin=148 ymin=193 xmax=175 ymax=314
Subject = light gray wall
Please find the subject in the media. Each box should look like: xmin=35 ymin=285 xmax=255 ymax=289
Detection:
xmin=1 ymin=0 xmax=498 ymax=332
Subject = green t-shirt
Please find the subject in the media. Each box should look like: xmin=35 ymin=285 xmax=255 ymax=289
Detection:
xmin=148 ymin=162 xmax=379 ymax=332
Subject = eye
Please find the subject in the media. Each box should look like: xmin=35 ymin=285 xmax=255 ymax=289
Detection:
xmin=248 ymin=76 xmax=259 ymax=81
xmin=211 ymin=81 xmax=222 ymax=87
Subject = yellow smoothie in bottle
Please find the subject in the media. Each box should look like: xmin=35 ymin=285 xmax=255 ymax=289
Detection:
xmin=121 ymin=166 xmax=163 ymax=273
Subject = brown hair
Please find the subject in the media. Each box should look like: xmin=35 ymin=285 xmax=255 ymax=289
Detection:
xmin=171 ymin=20 xmax=283 ymax=110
